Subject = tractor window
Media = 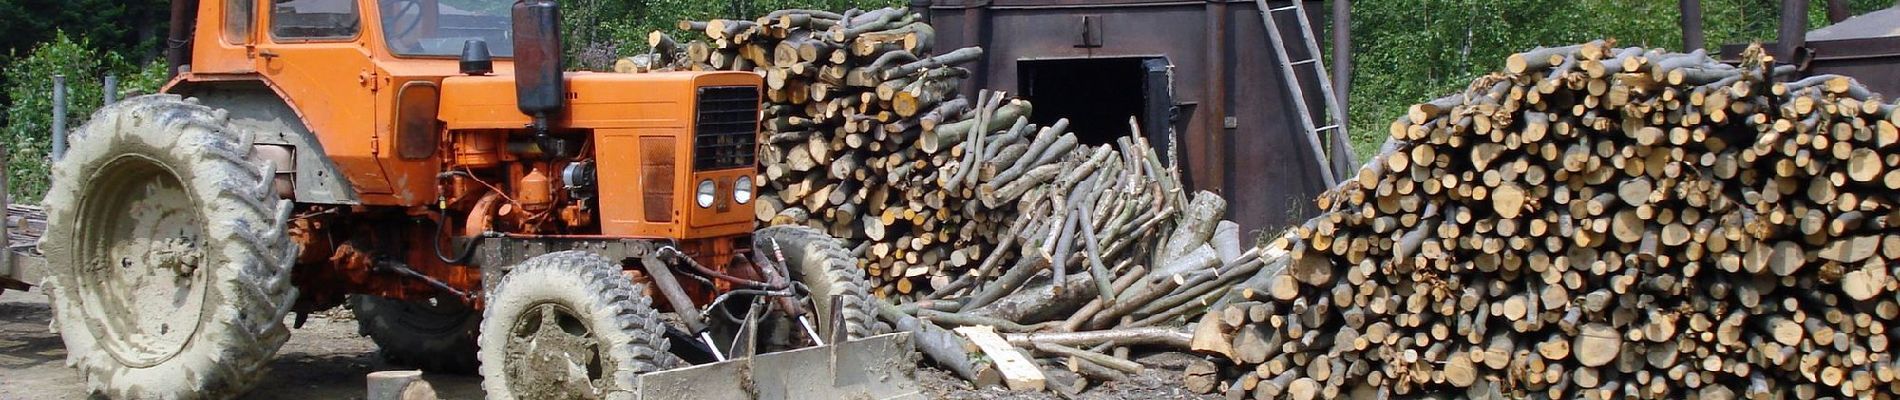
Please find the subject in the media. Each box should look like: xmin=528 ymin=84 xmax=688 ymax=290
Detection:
xmin=224 ymin=0 xmax=254 ymax=44
xmin=383 ymin=0 xmax=515 ymax=57
xmin=270 ymin=0 xmax=362 ymax=40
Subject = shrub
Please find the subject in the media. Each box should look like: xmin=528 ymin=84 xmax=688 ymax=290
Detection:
xmin=1 ymin=31 xmax=165 ymax=202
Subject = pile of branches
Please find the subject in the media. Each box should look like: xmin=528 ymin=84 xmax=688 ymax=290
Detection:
xmin=1187 ymin=41 xmax=1900 ymax=400
xmin=874 ymin=157 xmax=1297 ymax=393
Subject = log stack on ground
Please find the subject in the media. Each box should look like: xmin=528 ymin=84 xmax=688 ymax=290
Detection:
xmin=881 ymin=223 xmax=1296 ymax=393
xmin=1186 ymin=41 xmax=1900 ymax=399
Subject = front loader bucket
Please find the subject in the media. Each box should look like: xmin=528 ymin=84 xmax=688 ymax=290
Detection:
xmin=634 ymin=332 xmax=924 ymax=399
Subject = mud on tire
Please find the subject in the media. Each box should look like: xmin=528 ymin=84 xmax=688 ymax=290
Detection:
xmin=350 ymin=294 xmax=481 ymax=374
xmin=477 ymin=251 xmax=671 ymax=400
xmin=39 ymin=95 xmax=298 ymax=399
xmin=754 ymin=225 xmax=887 ymax=341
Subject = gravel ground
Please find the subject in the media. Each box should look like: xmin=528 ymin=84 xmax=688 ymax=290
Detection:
xmin=0 ymin=289 xmax=482 ymax=400
xmin=2 ymin=289 xmax=1210 ymax=399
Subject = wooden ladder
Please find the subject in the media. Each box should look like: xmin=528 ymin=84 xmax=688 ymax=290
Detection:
xmin=1255 ymin=0 xmax=1353 ymax=184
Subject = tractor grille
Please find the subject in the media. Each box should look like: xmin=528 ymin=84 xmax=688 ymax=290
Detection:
xmin=694 ymin=86 xmax=760 ymax=170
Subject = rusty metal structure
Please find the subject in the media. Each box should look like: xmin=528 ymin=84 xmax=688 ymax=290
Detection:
xmin=915 ymin=0 xmax=1346 ymax=234
xmin=1714 ymin=2 xmax=1900 ymax=96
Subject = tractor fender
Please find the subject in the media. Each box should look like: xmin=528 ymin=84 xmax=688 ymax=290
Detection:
xmin=167 ymin=78 xmax=361 ymax=205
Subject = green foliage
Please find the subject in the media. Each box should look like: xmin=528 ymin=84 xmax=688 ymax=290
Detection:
xmin=558 ymin=0 xmax=903 ymax=69
xmin=1337 ymin=0 xmax=1894 ymax=159
xmin=2 ymin=31 xmax=164 ymax=202
xmin=0 ymin=0 xmax=171 ymax=61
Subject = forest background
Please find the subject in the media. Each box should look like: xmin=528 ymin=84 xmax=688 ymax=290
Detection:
xmin=0 ymin=0 xmax=1891 ymax=199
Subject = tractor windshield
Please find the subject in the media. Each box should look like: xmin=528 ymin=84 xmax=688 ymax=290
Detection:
xmin=381 ymin=0 xmax=514 ymax=57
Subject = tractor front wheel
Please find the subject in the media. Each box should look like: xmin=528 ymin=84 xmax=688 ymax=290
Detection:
xmin=39 ymin=95 xmax=299 ymax=399
xmin=477 ymin=251 xmax=672 ymax=400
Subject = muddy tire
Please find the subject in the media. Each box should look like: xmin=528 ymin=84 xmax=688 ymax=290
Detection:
xmin=39 ymin=95 xmax=298 ymax=399
xmin=478 ymin=251 xmax=670 ymax=400
xmin=350 ymin=294 xmax=481 ymax=374
xmin=754 ymin=225 xmax=886 ymax=341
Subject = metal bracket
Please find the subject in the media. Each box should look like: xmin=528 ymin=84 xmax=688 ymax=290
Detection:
xmin=1076 ymin=15 xmax=1104 ymax=48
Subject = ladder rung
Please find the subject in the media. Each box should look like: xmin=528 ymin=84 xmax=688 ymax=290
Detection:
xmin=1270 ymin=5 xmax=1298 ymax=12
xmin=1315 ymin=124 xmax=1340 ymax=132
xmin=1289 ymin=59 xmax=1317 ymax=66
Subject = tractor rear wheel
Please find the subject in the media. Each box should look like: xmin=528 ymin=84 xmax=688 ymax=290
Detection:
xmin=477 ymin=251 xmax=671 ymax=400
xmin=39 ymin=95 xmax=298 ymax=399
xmin=754 ymin=225 xmax=886 ymax=342
xmin=350 ymin=294 xmax=481 ymax=373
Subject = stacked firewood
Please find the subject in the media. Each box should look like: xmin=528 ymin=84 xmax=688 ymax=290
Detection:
xmin=642 ymin=8 xmax=1068 ymax=299
xmin=1186 ymin=41 xmax=1900 ymax=399
xmin=6 ymin=204 xmax=43 ymax=245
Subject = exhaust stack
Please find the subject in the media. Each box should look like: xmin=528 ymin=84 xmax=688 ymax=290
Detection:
xmin=512 ymin=0 xmax=565 ymax=134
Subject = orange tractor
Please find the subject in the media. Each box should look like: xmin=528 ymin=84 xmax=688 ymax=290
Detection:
xmin=16 ymin=0 xmax=919 ymax=398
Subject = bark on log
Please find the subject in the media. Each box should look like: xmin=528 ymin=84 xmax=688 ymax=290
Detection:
xmin=877 ymin=300 xmax=1003 ymax=388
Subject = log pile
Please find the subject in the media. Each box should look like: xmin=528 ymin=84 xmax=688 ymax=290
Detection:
xmin=877 ymin=193 xmax=1297 ymax=393
xmin=6 ymin=204 xmax=43 ymax=246
xmin=646 ymin=8 xmax=1067 ymax=299
xmin=1187 ymin=41 xmax=1900 ymax=399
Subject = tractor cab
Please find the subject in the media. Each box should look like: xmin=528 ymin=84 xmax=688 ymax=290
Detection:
xmin=170 ymin=0 xmax=760 ymax=242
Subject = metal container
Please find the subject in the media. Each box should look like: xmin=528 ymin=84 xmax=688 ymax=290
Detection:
xmin=512 ymin=0 xmax=565 ymax=128
xmin=921 ymin=0 xmax=1338 ymax=233
xmin=1721 ymin=6 xmax=1900 ymax=97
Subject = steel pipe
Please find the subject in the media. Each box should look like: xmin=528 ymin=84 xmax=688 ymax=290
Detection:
xmin=1680 ymin=0 xmax=1704 ymax=51
xmin=51 ymin=75 xmax=67 ymax=162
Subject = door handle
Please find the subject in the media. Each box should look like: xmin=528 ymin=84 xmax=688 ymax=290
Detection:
xmin=258 ymin=49 xmax=280 ymax=60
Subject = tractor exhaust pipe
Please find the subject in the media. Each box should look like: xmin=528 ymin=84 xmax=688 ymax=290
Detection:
xmin=512 ymin=0 xmax=565 ymax=135
xmin=167 ymin=0 xmax=199 ymax=77
xmin=1778 ymin=0 xmax=1808 ymax=60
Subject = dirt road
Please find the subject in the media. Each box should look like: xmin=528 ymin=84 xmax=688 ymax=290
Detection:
xmin=3 ymin=289 xmax=1210 ymax=399
xmin=0 ymin=289 xmax=483 ymax=399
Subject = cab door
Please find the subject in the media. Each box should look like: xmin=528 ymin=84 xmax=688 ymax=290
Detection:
xmin=253 ymin=0 xmax=397 ymax=198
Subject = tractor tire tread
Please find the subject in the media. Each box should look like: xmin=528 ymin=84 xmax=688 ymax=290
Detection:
xmin=39 ymin=94 xmax=298 ymax=399
xmin=477 ymin=251 xmax=670 ymax=400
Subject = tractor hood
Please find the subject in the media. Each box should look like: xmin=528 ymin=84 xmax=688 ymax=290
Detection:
xmin=438 ymin=71 xmax=762 ymax=130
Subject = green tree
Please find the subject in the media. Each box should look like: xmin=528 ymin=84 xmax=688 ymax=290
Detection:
xmin=2 ymin=31 xmax=164 ymax=201
xmin=1337 ymin=0 xmax=1895 ymax=159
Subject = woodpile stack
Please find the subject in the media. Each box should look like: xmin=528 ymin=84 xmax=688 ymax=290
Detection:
xmin=6 ymin=204 xmax=43 ymax=245
xmin=644 ymin=8 xmax=1072 ymax=299
xmin=646 ymin=7 xmax=1277 ymax=306
xmin=1186 ymin=41 xmax=1900 ymax=399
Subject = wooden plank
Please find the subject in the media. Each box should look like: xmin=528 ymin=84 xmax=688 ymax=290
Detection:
xmin=954 ymin=325 xmax=1046 ymax=391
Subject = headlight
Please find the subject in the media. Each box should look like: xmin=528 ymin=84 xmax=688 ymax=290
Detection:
xmin=734 ymin=176 xmax=754 ymax=204
xmin=696 ymin=179 xmax=716 ymax=208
